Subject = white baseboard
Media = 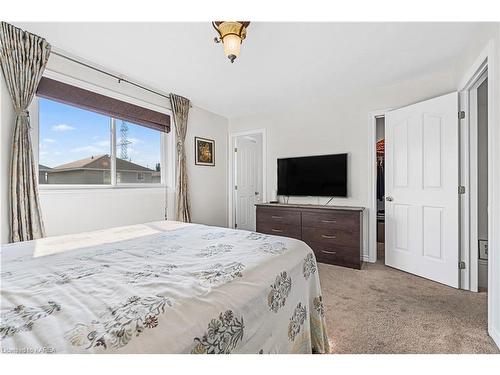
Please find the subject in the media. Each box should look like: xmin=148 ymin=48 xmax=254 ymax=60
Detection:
xmin=363 ymin=255 xmax=375 ymax=263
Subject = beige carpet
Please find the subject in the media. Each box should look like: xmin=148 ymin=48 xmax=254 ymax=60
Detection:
xmin=318 ymin=261 xmax=499 ymax=354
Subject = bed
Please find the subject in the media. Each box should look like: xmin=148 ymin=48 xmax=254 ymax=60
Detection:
xmin=0 ymin=221 xmax=330 ymax=354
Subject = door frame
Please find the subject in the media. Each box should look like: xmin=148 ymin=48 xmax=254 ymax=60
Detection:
xmin=458 ymin=39 xmax=498 ymax=347
xmin=460 ymin=67 xmax=487 ymax=293
xmin=227 ymin=129 xmax=267 ymax=229
xmin=368 ymin=109 xmax=392 ymax=263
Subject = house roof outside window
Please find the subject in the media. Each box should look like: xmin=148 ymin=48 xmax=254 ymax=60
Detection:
xmin=46 ymin=154 xmax=155 ymax=173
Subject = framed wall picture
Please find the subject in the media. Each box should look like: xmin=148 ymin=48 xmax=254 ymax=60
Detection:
xmin=195 ymin=137 xmax=215 ymax=166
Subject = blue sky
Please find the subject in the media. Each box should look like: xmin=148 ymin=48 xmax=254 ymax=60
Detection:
xmin=39 ymin=98 xmax=161 ymax=169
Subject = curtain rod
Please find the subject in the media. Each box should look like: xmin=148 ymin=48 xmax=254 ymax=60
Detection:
xmin=50 ymin=50 xmax=191 ymax=106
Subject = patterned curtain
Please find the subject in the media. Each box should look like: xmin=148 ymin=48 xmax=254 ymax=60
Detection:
xmin=169 ymin=93 xmax=191 ymax=222
xmin=0 ymin=22 xmax=51 ymax=242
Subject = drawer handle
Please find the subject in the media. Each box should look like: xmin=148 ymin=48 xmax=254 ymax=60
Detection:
xmin=321 ymin=220 xmax=337 ymax=223
xmin=271 ymin=215 xmax=284 ymax=219
xmin=271 ymin=228 xmax=284 ymax=233
xmin=321 ymin=250 xmax=337 ymax=255
xmin=321 ymin=234 xmax=337 ymax=239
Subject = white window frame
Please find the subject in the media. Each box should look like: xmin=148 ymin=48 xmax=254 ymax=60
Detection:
xmin=34 ymin=70 xmax=173 ymax=191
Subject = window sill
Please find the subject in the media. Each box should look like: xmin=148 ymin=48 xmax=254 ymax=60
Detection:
xmin=39 ymin=184 xmax=168 ymax=191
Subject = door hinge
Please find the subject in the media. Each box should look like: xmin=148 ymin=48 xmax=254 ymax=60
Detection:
xmin=459 ymin=261 xmax=466 ymax=270
xmin=234 ymin=185 xmax=238 ymax=190
xmin=234 ymin=147 xmax=237 ymax=152
xmin=458 ymin=186 xmax=466 ymax=194
xmin=234 ymin=223 xmax=238 ymax=228
xmin=458 ymin=111 xmax=466 ymax=119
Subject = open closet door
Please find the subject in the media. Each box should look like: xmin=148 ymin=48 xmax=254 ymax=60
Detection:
xmin=385 ymin=92 xmax=459 ymax=288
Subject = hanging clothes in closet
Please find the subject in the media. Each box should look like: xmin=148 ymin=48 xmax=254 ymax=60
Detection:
xmin=376 ymin=139 xmax=385 ymax=201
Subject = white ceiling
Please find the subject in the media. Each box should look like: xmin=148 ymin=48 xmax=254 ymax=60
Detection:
xmin=16 ymin=22 xmax=493 ymax=118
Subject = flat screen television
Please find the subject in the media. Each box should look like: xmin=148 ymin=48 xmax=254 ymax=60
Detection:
xmin=277 ymin=153 xmax=347 ymax=197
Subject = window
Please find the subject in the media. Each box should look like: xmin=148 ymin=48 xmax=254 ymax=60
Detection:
xmin=38 ymin=97 xmax=164 ymax=186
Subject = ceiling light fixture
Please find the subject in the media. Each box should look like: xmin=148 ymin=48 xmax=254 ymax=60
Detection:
xmin=212 ymin=21 xmax=250 ymax=63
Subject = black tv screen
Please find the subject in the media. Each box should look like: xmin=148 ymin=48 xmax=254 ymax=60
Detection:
xmin=277 ymin=153 xmax=347 ymax=197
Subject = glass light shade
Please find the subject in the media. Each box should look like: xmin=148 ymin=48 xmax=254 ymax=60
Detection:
xmin=223 ymin=34 xmax=241 ymax=60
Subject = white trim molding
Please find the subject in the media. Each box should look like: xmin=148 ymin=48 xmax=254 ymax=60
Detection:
xmin=459 ymin=68 xmax=488 ymax=292
xmin=367 ymin=109 xmax=392 ymax=263
xmin=458 ymin=38 xmax=498 ymax=349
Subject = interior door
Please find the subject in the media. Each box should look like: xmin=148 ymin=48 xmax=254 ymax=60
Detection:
xmin=235 ymin=136 xmax=262 ymax=230
xmin=385 ymin=92 xmax=459 ymax=288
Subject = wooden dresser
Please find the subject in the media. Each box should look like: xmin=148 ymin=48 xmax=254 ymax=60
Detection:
xmin=256 ymin=203 xmax=364 ymax=269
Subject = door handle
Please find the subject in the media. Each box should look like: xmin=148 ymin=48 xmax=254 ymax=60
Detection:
xmin=385 ymin=196 xmax=394 ymax=202
xmin=271 ymin=228 xmax=284 ymax=233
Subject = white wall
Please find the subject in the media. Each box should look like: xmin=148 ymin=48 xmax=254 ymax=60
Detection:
xmin=39 ymin=188 xmax=166 ymax=236
xmin=0 ymin=52 xmax=229 ymax=243
xmin=229 ymin=69 xmax=455 ymax=215
xmin=229 ymin=70 xmax=456 ymax=261
xmin=185 ymin=106 xmax=228 ymax=228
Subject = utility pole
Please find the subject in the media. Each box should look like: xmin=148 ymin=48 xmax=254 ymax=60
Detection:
xmin=119 ymin=121 xmax=132 ymax=160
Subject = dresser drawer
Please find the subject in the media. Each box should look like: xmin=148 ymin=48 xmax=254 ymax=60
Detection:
xmin=308 ymin=241 xmax=361 ymax=269
xmin=256 ymin=207 xmax=301 ymax=226
xmin=255 ymin=204 xmax=364 ymax=270
xmin=302 ymin=227 xmax=359 ymax=248
xmin=256 ymin=221 xmax=302 ymax=240
xmin=302 ymin=211 xmax=359 ymax=231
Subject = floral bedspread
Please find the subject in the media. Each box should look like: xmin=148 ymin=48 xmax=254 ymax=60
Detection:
xmin=0 ymin=221 xmax=330 ymax=354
